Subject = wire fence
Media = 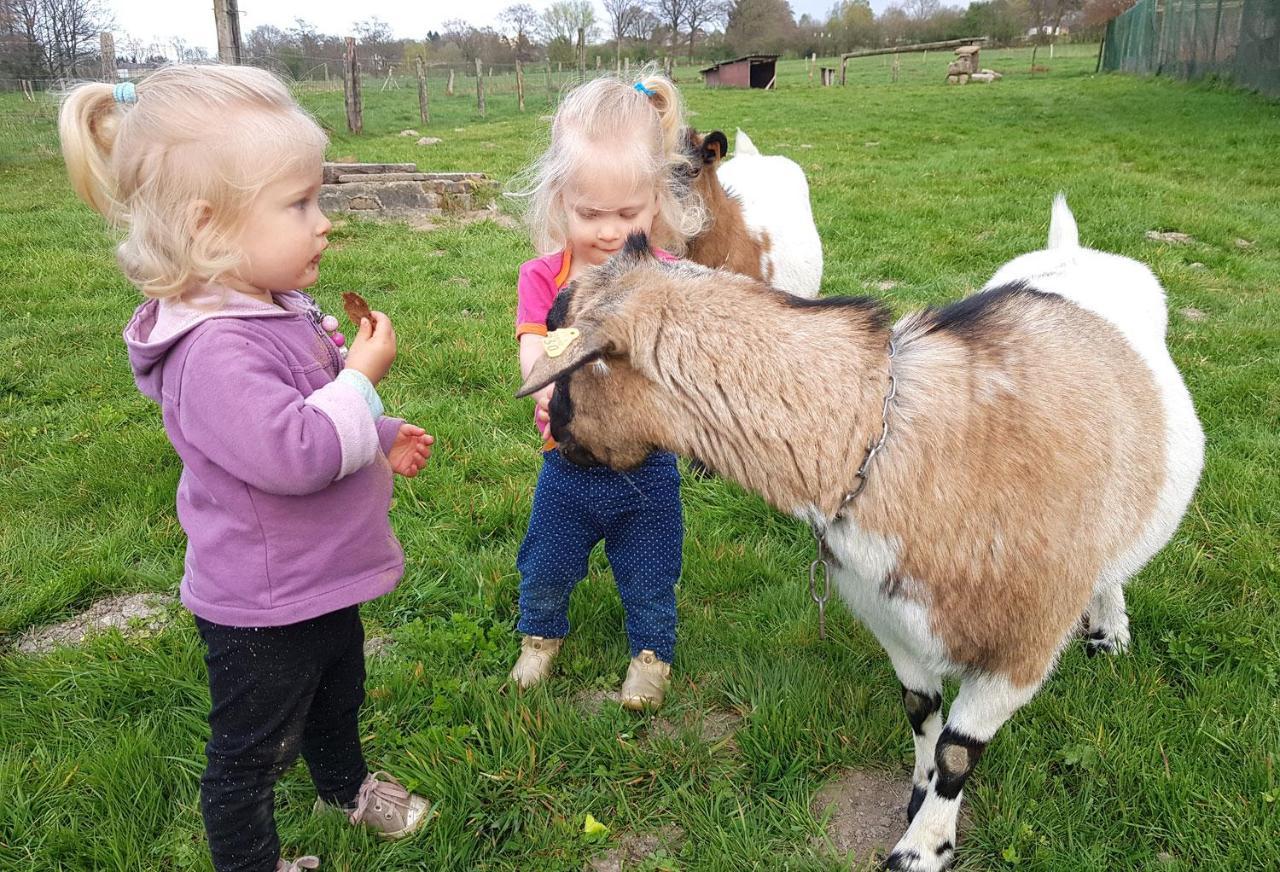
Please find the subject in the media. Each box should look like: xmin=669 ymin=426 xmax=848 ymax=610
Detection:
xmin=1102 ymin=0 xmax=1280 ymax=96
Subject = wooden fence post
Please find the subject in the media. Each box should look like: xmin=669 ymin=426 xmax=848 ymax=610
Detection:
xmin=516 ymin=58 xmax=525 ymax=112
xmin=475 ymin=57 xmax=486 ymax=117
xmin=447 ymin=69 xmax=455 ymax=96
xmin=100 ymin=32 xmax=115 ymax=82
xmin=213 ymin=0 xmax=243 ymax=65
xmin=343 ymin=37 xmax=362 ymax=134
xmin=545 ymin=59 xmax=553 ymax=106
xmin=415 ymin=56 xmax=430 ymax=124
xmin=576 ymin=27 xmax=585 ymax=78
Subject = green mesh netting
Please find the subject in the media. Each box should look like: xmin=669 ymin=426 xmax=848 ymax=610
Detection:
xmin=1103 ymin=0 xmax=1280 ymax=97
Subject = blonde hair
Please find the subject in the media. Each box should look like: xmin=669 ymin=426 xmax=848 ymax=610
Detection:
xmin=59 ymin=64 xmax=328 ymax=298
xmin=509 ymin=66 xmax=706 ymax=256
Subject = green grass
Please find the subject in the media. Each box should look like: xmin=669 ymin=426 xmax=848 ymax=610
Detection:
xmin=1 ymin=48 xmax=1278 ymax=870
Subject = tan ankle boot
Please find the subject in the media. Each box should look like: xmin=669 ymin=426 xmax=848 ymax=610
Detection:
xmin=619 ymin=650 xmax=671 ymax=711
xmin=510 ymin=635 xmax=562 ymax=689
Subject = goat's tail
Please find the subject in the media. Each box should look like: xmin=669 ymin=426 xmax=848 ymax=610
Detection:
xmin=734 ymin=129 xmax=760 ymax=157
xmin=1048 ymin=193 xmax=1079 ymax=249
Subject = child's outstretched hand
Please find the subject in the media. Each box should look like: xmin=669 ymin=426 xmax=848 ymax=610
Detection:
xmin=389 ymin=423 xmax=434 ymax=477
xmin=345 ymin=312 xmax=396 ymax=385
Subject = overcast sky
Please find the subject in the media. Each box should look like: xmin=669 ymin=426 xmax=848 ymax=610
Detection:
xmin=111 ymin=0 xmax=903 ymax=56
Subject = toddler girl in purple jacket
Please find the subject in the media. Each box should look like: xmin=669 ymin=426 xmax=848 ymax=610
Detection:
xmin=60 ymin=65 xmax=433 ymax=872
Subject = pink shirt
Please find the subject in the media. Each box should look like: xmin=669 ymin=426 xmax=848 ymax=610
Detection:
xmin=516 ymin=247 xmax=678 ymax=338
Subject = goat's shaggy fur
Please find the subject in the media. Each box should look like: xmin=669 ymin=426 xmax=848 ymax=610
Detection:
xmin=518 ymin=199 xmax=1204 ymax=870
xmin=681 ymin=128 xmax=823 ymax=298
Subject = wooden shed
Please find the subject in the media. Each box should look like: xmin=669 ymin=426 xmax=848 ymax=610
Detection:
xmin=699 ymin=55 xmax=779 ymax=89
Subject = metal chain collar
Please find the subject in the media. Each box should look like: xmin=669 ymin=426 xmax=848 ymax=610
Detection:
xmin=809 ymin=337 xmax=898 ymax=639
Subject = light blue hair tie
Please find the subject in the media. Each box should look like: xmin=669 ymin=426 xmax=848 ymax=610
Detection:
xmin=112 ymin=82 xmax=137 ymax=104
xmin=634 ymin=81 xmax=656 ymax=98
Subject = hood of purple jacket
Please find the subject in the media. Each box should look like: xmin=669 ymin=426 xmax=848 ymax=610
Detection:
xmin=124 ymin=285 xmax=303 ymax=403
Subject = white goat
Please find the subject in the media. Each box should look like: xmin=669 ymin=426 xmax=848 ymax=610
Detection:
xmin=519 ymin=197 xmax=1205 ymax=871
xmin=683 ymin=128 xmax=823 ymax=298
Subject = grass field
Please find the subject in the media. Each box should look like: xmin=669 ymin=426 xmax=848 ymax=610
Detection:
xmin=1 ymin=46 xmax=1277 ymax=871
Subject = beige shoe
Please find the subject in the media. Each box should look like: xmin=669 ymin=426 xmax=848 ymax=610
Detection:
xmin=619 ymin=650 xmax=671 ymax=711
xmin=510 ymin=635 xmax=562 ymax=689
xmin=315 ymin=771 xmax=431 ymax=839
xmin=275 ymin=858 xmax=319 ymax=871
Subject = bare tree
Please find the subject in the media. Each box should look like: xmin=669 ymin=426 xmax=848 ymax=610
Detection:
xmin=499 ymin=3 xmax=541 ymax=61
xmin=1 ymin=0 xmax=110 ymax=80
xmin=540 ymin=0 xmax=598 ymax=44
xmin=904 ymin=0 xmax=942 ymax=21
xmin=604 ymin=0 xmax=646 ymax=66
xmin=683 ymin=0 xmax=726 ymax=62
xmin=649 ymin=0 xmax=688 ymax=72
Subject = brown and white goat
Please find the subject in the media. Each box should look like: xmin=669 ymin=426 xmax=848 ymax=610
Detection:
xmin=681 ymin=129 xmax=823 ymax=298
xmin=518 ymin=198 xmax=1204 ymax=871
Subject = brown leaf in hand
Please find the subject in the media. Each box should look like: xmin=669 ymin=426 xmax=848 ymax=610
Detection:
xmin=342 ymin=292 xmax=372 ymax=329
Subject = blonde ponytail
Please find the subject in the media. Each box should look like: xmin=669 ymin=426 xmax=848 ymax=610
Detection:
xmin=59 ymin=82 xmax=124 ymax=223
xmin=57 ymin=65 xmax=328 ymax=299
xmin=633 ymin=72 xmax=686 ymax=172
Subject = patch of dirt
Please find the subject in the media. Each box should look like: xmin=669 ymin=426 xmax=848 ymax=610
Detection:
xmin=649 ymin=709 xmax=742 ymax=751
xmin=1146 ymin=230 xmax=1196 ymax=245
xmin=1179 ymin=307 xmax=1208 ymax=322
xmin=403 ymin=207 xmax=519 ymax=233
xmin=812 ymin=769 xmax=972 ymax=865
xmin=399 ymin=129 xmax=420 ymax=137
xmin=869 ymin=279 xmax=898 ymax=292
xmin=13 ymin=593 xmax=178 ymax=655
xmin=1234 ymin=238 xmax=1254 ymax=249
xmin=586 ymin=826 xmax=684 ymax=872
xmin=575 ymin=688 xmax=621 ymax=713
xmin=810 ymin=769 xmax=906 ymax=866
xmin=363 ymin=635 xmax=394 ymax=658
xmin=416 ymin=137 xmax=442 ymax=146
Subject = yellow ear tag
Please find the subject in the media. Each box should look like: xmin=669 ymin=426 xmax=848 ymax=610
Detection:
xmin=543 ymin=327 xmax=580 ymax=359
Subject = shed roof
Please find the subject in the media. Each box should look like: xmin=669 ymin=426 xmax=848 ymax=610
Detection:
xmin=699 ymin=54 xmax=780 ymax=74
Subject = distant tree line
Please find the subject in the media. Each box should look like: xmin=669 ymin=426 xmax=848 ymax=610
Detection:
xmin=1 ymin=0 xmax=1128 ymax=88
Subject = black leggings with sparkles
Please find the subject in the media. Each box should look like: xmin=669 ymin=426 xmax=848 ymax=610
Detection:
xmin=195 ymin=606 xmax=368 ymax=872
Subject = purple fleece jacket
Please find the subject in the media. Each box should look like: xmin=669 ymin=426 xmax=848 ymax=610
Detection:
xmin=124 ymin=286 xmax=405 ymax=627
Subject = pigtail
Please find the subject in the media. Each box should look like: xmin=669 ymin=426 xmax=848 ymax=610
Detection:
xmin=633 ymin=71 xmax=688 ymax=170
xmin=59 ymin=82 xmax=124 ymax=223
xmin=634 ymin=68 xmax=706 ymax=252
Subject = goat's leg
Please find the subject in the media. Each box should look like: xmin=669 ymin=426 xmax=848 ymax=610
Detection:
xmin=1083 ymin=572 xmax=1131 ymax=656
xmin=884 ymin=673 xmax=1041 ymax=872
xmin=885 ymin=646 xmax=943 ymax=824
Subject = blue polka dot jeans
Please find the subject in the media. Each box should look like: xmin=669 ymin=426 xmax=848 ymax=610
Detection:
xmin=517 ymin=449 xmax=683 ymax=663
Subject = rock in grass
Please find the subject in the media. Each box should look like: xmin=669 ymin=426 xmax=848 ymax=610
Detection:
xmin=1146 ymin=230 xmax=1195 ymax=244
xmin=417 ymin=137 xmax=443 ymax=146
xmin=13 ymin=593 xmax=177 ymax=655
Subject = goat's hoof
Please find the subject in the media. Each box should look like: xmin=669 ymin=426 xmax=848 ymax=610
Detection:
xmin=1084 ymin=628 xmax=1129 ymax=657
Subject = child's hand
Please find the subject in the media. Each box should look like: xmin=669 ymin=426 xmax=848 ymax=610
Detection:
xmin=345 ymin=312 xmax=396 ymax=385
xmin=389 ymin=423 xmax=434 ymax=477
xmin=533 ymin=383 xmax=555 ymax=438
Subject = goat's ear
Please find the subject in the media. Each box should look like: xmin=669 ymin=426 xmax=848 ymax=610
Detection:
xmin=702 ymin=130 xmax=728 ymax=165
xmin=515 ymin=327 xmax=608 ymax=398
